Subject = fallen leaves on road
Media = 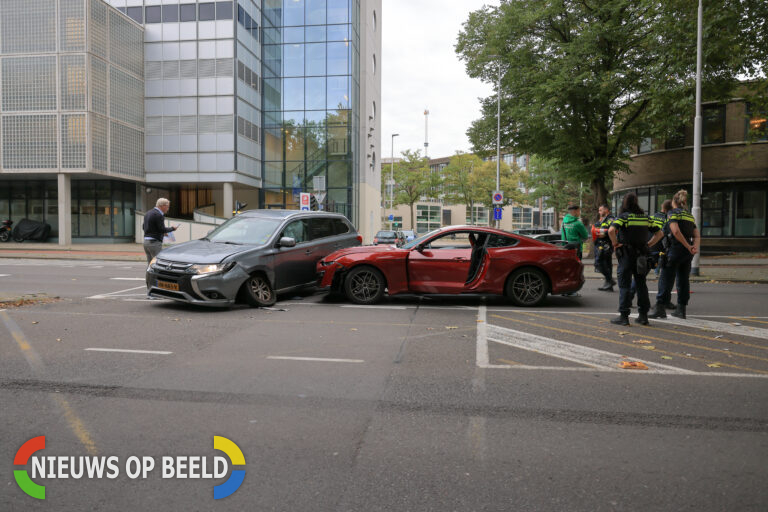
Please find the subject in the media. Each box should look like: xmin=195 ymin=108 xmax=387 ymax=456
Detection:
xmin=56 ymin=338 xmax=62 ymax=342
xmin=619 ymin=361 xmax=649 ymax=370
xmin=641 ymin=346 xmax=656 ymax=350
xmin=730 ymin=322 xmax=742 ymax=326
xmin=445 ymin=326 xmax=458 ymax=330
xmin=661 ymin=356 xmax=673 ymax=360
xmin=632 ymin=339 xmax=653 ymax=344
xmin=350 ymin=328 xmax=358 ymax=331
xmin=31 ymin=321 xmax=39 ymax=324
xmin=0 ymin=296 xmax=59 ymax=308
xmin=714 ymin=335 xmax=724 ymax=339
xmin=707 ymin=363 xmax=722 ymax=368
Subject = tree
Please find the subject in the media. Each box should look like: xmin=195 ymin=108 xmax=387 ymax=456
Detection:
xmin=472 ymin=160 xmax=527 ymax=216
xmin=525 ymin=156 xmax=580 ymax=231
xmin=442 ymin=152 xmax=484 ymax=224
xmin=456 ymin=0 xmax=768 ymax=216
xmin=390 ymin=149 xmax=440 ymax=229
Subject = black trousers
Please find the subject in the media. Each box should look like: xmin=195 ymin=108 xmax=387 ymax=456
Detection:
xmin=594 ymin=244 xmax=613 ymax=282
xmin=617 ymin=248 xmax=649 ymax=316
xmin=656 ymin=246 xmax=692 ymax=306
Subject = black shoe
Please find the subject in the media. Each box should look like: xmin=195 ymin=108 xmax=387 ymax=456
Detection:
xmin=610 ymin=315 xmax=629 ymax=326
xmin=635 ymin=312 xmax=649 ymax=325
xmin=671 ymin=304 xmax=686 ymax=319
xmin=648 ymin=304 xmax=667 ymax=319
xmin=610 ymin=279 xmax=617 ymax=286
xmin=664 ymin=302 xmax=675 ymax=310
xmin=598 ymin=280 xmax=611 ymax=291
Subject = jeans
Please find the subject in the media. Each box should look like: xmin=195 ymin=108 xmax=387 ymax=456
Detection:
xmin=143 ymin=239 xmax=162 ymax=265
xmin=617 ymin=247 xmax=649 ymax=316
xmin=595 ymin=244 xmax=613 ymax=282
xmin=656 ymin=246 xmax=692 ymax=306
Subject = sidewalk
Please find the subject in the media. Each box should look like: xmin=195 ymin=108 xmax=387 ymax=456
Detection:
xmin=0 ymin=242 xmax=766 ymax=283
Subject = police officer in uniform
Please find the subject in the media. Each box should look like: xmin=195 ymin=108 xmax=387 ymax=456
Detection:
xmin=608 ymin=192 xmax=664 ymax=326
xmin=594 ymin=204 xmax=616 ymax=291
xmin=649 ymin=200 xmax=672 ymax=278
xmin=649 ymin=190 xmax=700 ymax=319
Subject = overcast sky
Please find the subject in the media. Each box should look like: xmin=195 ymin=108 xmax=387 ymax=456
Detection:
xmin=381 ymin=0 xmax=497 ymax=161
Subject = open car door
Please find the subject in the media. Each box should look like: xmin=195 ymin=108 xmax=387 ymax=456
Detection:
xmin=407 ymin=230 xmax=488 ymax=294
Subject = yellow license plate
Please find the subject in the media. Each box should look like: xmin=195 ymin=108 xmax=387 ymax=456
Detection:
xmin=157 ymin=280 xmax=179 ymax=291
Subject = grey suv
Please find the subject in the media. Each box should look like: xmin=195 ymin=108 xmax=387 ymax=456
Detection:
xmin=146 ymin=210 xmax=361 ymax=307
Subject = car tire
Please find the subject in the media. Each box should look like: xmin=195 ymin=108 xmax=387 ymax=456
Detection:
xmin=12 ymin=235 xmax=23 ymax=243
xmin=505 ymin=268 xmax=549 ymax=307
xmin=0 ymin=231 xmax=9 ymax=242
xmin=241 ymin=273 xmax=277 ymax=307
xmin=344 ymin=266 xmax=385 ymax=305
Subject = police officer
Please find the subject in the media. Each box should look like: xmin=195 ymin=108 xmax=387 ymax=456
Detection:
xmin=649 ymin=190 xmax=700 ymax=319
xmin=594 ymin=204 xmax=616 ymax=291
xmin=649 ymin=200 xmax=673 ymax=279
xmin=608 ymin=192 xmax=664 ymax=326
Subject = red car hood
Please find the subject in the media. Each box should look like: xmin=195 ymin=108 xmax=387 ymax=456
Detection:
xmin=325 ymin=245 xmax=403 ymax=260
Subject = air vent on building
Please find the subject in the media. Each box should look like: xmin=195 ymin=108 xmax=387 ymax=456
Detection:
xmin=145 ymin=61 xmax=162 ymax=80
xmin=180 ymin=116 xmax=197 ymax=134
xmin=198 ymin=59 xmax=216 ymax=78
xmin=180 ymin=60 xmax=197 ymax=78
xmin=215 ymin=58 xmax=233 ymax=77
xmin=162 ymin=60 xmax=180 ymax=79
xmin=198 ymin=115 xmax=217 ymax=133
xmin=216 ymin=115 xmax=233 ymax=133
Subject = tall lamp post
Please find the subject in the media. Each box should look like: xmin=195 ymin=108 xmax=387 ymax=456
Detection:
xmin=390 ymin=133 xmax=399 ymax=230
xmin=495 ymin=60 xmax=501 ymax=228
xmin=691 ymin=0 xmax=703 ymax=276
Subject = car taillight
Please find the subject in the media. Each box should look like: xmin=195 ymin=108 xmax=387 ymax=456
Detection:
xmin=357 ymin=235 xmax=363 ymax=243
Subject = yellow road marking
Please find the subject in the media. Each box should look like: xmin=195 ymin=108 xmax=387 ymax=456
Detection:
xmin=52 ymin=395 xmax=98 ymax=455
xmin=562 ymin=313 xmax=768 ymax=362
xmin=497 ymin=358 xmax=521 ymax=366
xmin=730 ymin=317 xmax=768 ymax=326
xmin=490 ymin=313 xmax=768 ymax=375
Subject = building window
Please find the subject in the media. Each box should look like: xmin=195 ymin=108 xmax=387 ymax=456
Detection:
xmin=162 ymin=5 xmax=179 ymax=23
xmin=145 ymin=6 xmax=161 ymax=23
xmin=180 ymin=4 xmax=196 ymax=22
xmin=416 ymin=205 xmax=441 ymax=233
xmin=126 ymin=6 xmax=143 ymax=24
xmin=665 ymin=126 xmax=686 ymax=149
xmin=217 ymin=1 xmax=233 ymax=20
xmin=701 ymin=188 xmax=732 ymax=237
xmin=702 ymin=104 xmax=726 ymax=144
xmin=746 ymin=103 xmax=767 ymax=141
xmin=198 ymin=3 xmax=216 ymax=21
xmin=466 ymin=206 xmax=488 ymax=226
xmin=638 ymin=137 xmax=653 ymax=154
xmin=735 ymin=190 xmax=766 ymax=236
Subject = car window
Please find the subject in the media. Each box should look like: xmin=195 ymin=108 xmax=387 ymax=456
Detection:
xmin=332 ymin=218 xmax=350 ymax=235
xmin=309 ymin=217 xmax=335 ymax=240
xmin=487 ymin=234 xmax=519 ymax=248
xmin=281 ymin=219 xmax=309 ymax=244
xmin=402 ymin=228 xmax=441 ymax=249
xmin=207 ymin=216 xmax=281 ymax=245
xmin=423 ymin=231 xmax=479 ymax=250
xmin=376 ymin=230 xmax=395 ymax=237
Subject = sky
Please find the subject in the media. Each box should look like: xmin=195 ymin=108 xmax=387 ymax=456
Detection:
xmin=381 ymin=0 xmax=497 ymax=161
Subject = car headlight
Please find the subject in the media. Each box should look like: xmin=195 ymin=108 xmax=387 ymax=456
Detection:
xmin=148 ymin=257 xmax=157 ymax=269
xmin=188 ymin=262 xmax=234 ymax=275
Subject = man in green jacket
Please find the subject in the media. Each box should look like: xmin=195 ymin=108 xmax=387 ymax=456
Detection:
xmin=562 ymin=204 xmax=589 ymax=260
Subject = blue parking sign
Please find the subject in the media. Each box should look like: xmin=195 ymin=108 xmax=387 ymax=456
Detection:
xmin=493 ymin=207 xmax=502 ymax=221
xmin=388 ymin=214 xmax=394 ymax=221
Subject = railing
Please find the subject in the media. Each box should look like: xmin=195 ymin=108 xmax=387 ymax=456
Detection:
xmin=193 ymin=204 xmax=228 ymax=225
xmin=135 ymin=211 xmax=222 ymax=245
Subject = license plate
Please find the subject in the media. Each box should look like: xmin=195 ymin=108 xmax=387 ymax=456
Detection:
xmin=157 ymin=280 xmax=179 ymax=291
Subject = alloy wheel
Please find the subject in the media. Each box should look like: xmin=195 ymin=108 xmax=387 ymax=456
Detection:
xmin=249 ymin=277 xmax=273 ymax=302
xmin=349 ymin=270 xmax=381 ymax=302
xmin=511 ymin=271 xmax=545 ymax=305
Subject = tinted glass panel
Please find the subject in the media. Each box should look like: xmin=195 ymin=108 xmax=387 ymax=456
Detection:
xmin=333 ymin=218 xmax=350 ymax=235
xmin=309 ymin=218 xmax=335 ymax=240
xmin=702 ymin=105 xmax=725 ymax=144
xmin=487 ymin=234 xmax=518 ymax=248
xmin=162 ymin=5 xmax=179 ymax=22
xmin=282 ymin=219 xmax=309 ymax=243
xmin=199 ymin=3 xmax=216 ymax=21
xmin=126 ymin=6 xmax=143 ymax=24
xmin=216 ymin=2 xmax=233 ymax=20
xmin=145 ymin=6 xmax=161 ymax=23
xmin=180 ymin=4 xmax=196 ymax=21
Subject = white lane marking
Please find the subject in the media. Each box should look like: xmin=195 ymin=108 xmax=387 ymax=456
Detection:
xmin=85 ymin=348 xmax=172 ymax=355
xmin=652 ymin=316 xmax=768 ymax=340
xmin=0 ymin=274 xmax=10 ymax=277
xmin=110 ymin=277 xmax=145 ymax=281
xmin=341 ymin=305 xmax=407 ymax=310
xmin=476 ymin=305 xmax=489 ymax=367
xmin=87 ymin=285 xmax=146 ymax=299
xmin=266 ymin=356 xmax=364 ymax=363
xmin=486 ymin=323 xmax=693 ymax=374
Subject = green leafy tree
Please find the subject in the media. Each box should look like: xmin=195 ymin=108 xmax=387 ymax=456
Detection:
xmin=442 ymin=152 xmax=484 ymax=224
xmin=456 ymin=0 xmax=768 ymax=215
xmin=472 ymin=160 xmax=528 ymax=219
xmin=390 ymin=149 xmax=440 ymax=229
xmin=525 ymin=156 xmax=580 ymax=230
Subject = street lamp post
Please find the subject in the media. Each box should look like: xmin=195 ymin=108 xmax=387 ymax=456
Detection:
xmin=495 ymin=60 xmax=501 ymax=228
xmin=691 ymin=0 xmax=703 ymax=276
xmin=390 ymin=133 xmax=399 ymax=230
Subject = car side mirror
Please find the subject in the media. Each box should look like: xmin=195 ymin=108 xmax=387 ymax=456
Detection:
xmin=278 ymin=236 xmax=296 ymax=248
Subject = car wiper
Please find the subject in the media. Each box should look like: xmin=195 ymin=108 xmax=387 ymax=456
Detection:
xmin=218 ymin=240 xmax=243 ymax=245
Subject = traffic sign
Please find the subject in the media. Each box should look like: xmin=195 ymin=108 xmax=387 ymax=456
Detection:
xmin=492 ymin=191 xmax=504 ymax=205
xmin=299 ymin=192 xmax=311 ymax=211
xmin=388 ymin=214 xmax=394 ymax=221
xmin=493 ymin=207 xmax=502 ymax=221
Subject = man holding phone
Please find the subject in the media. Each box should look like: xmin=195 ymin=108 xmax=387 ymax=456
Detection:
xmin=143 ymin=197 xmax=179 ymax=265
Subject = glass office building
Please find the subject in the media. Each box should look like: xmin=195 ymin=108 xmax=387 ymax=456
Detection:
xmin=0 ymin=0 xmax=145 ymax=243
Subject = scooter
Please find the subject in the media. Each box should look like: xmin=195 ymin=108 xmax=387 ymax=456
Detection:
xmin=0 ymin=219 xmax=12 ymax=242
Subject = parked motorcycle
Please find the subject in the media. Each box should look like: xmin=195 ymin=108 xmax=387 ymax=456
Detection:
xmin=0 ymin=219 xmax=12 ymax=242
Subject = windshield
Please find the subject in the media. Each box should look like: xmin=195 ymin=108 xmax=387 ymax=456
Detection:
xmin=205 ymin=216 xmax=282 ymax=245
xmin=401 ymin=228 xmax=441 ymax=250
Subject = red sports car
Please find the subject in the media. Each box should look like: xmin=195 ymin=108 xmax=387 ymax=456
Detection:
xmin=317 ymin=225 xmax=584 ymax=306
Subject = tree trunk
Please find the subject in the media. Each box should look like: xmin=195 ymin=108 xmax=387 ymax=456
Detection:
xmin=590 ymin=178 xmax=608 ymax=215
xmin=410 ymin=203 xmax=415 ymax=232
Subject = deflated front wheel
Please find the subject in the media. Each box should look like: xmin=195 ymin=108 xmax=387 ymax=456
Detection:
xmin=240 ymin=274 xmax=276 ymax=307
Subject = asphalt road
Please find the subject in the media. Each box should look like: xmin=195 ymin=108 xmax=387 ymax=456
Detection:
xmin=1 ymin=258 xmax=767 ymax=511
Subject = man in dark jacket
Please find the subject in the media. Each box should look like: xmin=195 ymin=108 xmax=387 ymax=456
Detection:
xmin=143 ymin=198 xmax=177 ymax=265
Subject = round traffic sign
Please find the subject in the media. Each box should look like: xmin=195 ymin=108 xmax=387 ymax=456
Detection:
xmin=493 ymin=193 xmax=503 ymax=202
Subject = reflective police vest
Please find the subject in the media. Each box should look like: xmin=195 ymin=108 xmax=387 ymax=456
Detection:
xmin=665 ymin=208 xmax=697 ymax=248
xmin=595 ymin=215 xmax=615 ymax=248
xmin=611 ymin=212 xmax=659 ymax=250
xmin=649 ymin=211 xmax=667 ymax=252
